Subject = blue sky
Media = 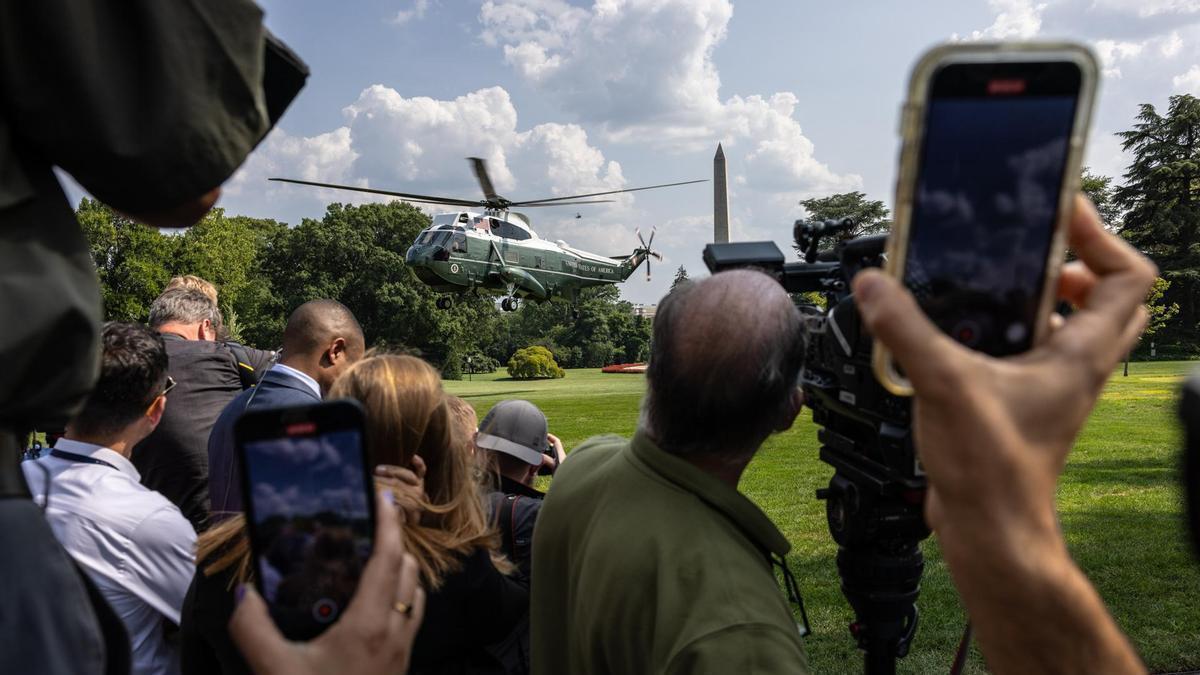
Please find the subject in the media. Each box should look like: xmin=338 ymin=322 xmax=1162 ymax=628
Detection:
xmin=205 ymin=0 xmax=1200 ymax=304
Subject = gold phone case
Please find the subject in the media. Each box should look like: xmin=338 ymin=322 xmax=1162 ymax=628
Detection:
xmin=872 ymin=41 xmax=1100 ymax=396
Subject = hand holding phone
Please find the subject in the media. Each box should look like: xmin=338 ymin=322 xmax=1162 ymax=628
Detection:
xmin=229 ymin=489 xmax=426 ymax=675
xmin=875 ymin=42 xmax=1099 ymax=395
xmin=236 ymin=400 xmax=375 ymax=636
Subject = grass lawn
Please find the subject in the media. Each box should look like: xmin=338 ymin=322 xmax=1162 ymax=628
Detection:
xmin=445 ymin=361 xmax=1200 ymax=673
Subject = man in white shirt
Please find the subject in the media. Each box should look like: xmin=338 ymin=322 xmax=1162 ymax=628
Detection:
xmin=25 ymin=322 xmax=196 ymax=675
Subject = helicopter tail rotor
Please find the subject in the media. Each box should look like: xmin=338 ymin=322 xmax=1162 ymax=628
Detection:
xmin=635 ymin=228 xmax=663 ymax=281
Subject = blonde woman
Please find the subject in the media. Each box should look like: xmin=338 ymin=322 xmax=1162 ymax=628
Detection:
xmin=180 ymin=355 xmax=526 ymax=675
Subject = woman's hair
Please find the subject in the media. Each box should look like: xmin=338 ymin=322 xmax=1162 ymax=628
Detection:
xmin=197 ymin=355 xmax=505 ymax=589
xmin=331 ymin=355 xmax=500 ymax=587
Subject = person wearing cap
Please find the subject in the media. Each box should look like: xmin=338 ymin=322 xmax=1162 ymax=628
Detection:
xmin=476 ymin=399 xmax=565 ymax=585
xmin=476 ymin=400 xmax=563 ymax=675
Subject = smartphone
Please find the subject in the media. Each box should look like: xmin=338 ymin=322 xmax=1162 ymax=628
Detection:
xmin=236 ymin=399 xmax=375 ymax=638
xmin=874 ymin=42 xmax=1099 ymax=395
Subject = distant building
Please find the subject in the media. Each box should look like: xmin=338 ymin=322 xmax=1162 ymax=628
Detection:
xmin=631 ymin=304 xmax=657 ymax=320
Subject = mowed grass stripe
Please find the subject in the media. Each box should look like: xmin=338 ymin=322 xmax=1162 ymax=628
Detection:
xmin=446 ymin=361 xmax=1200 ymax=674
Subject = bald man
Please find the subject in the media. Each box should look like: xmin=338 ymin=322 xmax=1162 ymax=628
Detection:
xmin=530 ymin=269 xmax=811 ymax=675
xmin=207 ymin=299 xmax=365 ymax=516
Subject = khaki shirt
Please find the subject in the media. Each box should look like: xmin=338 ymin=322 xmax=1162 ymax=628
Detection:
xmin=531 ymin=432 xmax=809 ymax=674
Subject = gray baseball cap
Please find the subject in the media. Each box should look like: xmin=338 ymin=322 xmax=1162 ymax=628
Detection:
xmin=475 ymin=399 xmax=548 ymax=466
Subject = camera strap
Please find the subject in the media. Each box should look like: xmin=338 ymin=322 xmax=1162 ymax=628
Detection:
xmin=771 ymin=552 xmax=812 ymax=637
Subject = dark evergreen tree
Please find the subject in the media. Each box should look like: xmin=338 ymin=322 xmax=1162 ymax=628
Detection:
xmin=1114 ymin=94 xmax=1200 ymax=345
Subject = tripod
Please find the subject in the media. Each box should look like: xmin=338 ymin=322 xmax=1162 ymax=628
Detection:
xmin=818 ymin=462 xmax=929 ymax=675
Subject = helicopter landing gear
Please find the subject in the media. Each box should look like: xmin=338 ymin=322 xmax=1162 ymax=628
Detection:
xmin=501 ymin=297 xmax=520 ymax=312
xmin=435 ymin=297 xmax=454 ymax=310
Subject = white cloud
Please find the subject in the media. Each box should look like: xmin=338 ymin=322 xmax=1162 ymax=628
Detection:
xmin=1173 ymin=63 xmax=1200 ymax=91
xmin=226 ymin=84 xmax=642 ymax=252
xmin=392 ymin=0 xmax=431 ymax=26
xmin=955 ymin=0 xmax=1046 ymax=40
xmin=477 ymin=0 xmax=859 ymax=202
xmin=1160 ymin=31 xmax=1184 ymax=57
xmin=1088 ymin=0 xmax=1200 ymax=18
xmin=1094 ymin=38 xmax=1146 ymax=77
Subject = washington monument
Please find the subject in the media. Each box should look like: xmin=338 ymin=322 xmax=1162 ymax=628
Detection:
xmin=713 ymin=143 xmax=730 ymax=243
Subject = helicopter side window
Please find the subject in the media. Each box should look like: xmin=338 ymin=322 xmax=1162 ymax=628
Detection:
xmin=450 ymin=233 xmax=467 ymax=253
xmin=430 ymin=231 xmax=451 ymax=247
xmin=496 ymin=221 xmax=531 ymax=241
xmin=418 ymin=231 xmax=436 ymax=245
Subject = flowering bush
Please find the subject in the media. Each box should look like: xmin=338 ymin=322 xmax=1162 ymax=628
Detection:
xmin=601 ymin=362 xmax=647 ymax=374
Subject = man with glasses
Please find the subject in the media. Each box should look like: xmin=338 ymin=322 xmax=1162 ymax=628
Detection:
xmin=24 ymin=323 xmax=196 ymax=675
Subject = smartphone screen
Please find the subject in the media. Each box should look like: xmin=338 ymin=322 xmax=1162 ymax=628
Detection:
xmin=238 ymin=401 xmax=374 ymax=637
xmin=904 ymin=61 xmax=1081 ymax=356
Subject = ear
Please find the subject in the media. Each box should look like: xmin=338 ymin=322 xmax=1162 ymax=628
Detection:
xmin=146 ymin=395 xmax=167 ymax=427
xmin=199 ymin=319 xmax=214 ymax=341
xmin=774 ymin=387 xmax=805 ymax=432
xmin=327 ymin=337 xmax=348 ymax=364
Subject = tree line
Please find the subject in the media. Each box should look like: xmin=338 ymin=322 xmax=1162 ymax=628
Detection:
xmin=80 ymin=199 xmax=652 ymax=379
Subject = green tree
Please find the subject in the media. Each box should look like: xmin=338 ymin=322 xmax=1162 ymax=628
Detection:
xmin=1146 ymin=277 xmax=1181 ymax=338
xmin=1080 ymin=168 xmax=1123 ymax=230
xmin=670 ymin=265 xmax=690 ymax=293
xmin=507 ymin=345 xmax=565 ymax=379
xmin=170 ymin=209 xmax=287 ymax=347
xmin=798 ymin=191 xmax=890 ymax=240
xmin=1114 ymin=94 xmax=1200 ymax=344
xmin=77 ymin=198 xmax=176 ymax=322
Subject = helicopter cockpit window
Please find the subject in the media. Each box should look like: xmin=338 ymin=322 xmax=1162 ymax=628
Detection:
xmin=417 ymin=230 xmax=436 ymax=245
xmin=450 ymin=233 xmax=467 ymax=253
xmin=432 ymin=213 xmax=459 ymax=228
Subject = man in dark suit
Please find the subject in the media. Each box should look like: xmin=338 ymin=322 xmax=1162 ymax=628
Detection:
xmin=208 ymin=299 xmax=365 ymax=516
xmin=132 ymin=288 xmax=276 ymax=529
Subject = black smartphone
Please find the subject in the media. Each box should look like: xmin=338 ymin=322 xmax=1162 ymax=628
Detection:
xmin=876 ymin=43 xmax=1099 ymax=395
xmin=235 ymin=399 xmax=375 ymax=637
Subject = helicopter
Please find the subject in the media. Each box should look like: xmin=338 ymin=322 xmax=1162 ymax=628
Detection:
xmin=270 ymin=158 xmax=705 ymax=311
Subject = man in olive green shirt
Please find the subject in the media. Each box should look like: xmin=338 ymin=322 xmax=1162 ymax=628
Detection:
xmin=531 ymin=269 xmax=809 ymax=674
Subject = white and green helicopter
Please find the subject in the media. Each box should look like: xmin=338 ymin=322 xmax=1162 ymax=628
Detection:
xmin=271 ymin=158 xmax=705 ymax=311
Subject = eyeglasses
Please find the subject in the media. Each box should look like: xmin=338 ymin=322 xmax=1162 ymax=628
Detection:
xmin=161 ymin=376 xmax=177 ymax=397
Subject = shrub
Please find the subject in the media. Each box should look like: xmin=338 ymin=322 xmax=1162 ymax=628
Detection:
xmin=507 ymin=346 xmax=565 ymax=380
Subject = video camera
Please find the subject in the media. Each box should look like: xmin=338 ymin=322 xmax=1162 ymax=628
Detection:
xmin=704 ymin=220 xmax=928 ymax=674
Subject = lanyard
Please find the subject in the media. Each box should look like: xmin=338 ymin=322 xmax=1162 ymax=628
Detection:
xmin=50 ymin=449 xmax=119 ymax=471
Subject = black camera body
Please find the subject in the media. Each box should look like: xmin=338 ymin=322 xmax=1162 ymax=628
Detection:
xmin=704 ymin=219 xmax=929 ymax=673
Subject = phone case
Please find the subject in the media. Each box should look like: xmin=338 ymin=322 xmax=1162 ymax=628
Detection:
xmin=872 ymin=41 xmax=1100 ymax=396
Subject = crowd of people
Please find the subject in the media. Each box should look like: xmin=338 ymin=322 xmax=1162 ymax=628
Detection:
xmin=0 ymin=3 xmax=1190 ymax=675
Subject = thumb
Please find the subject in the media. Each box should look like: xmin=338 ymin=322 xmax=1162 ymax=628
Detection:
xmin=853 ymin=269 xmax=966 ymax=393
xmin=228 ymin=585 xmax=294 ymax=675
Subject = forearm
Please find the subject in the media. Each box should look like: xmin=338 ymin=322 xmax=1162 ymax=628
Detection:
xmin=939 ymin=514 xmax=1144 ymax=674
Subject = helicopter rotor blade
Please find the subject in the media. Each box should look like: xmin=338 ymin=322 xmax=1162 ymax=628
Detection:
xmin=647 ymin=227 xmax=656 ymax=250
xmin=268 ymin=178 xmax=480 ymax=207
xmin=511 ymin=199 xmax=616 ymax=207
xmin=636 ymin=228 xmax=647 ymax=250
xmin=467 ymin=157 xmax=501 ymax=203
xmin=507 ymin=178 xmax=708 ymax=207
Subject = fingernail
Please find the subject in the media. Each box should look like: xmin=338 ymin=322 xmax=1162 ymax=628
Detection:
xmin=235 ymin=584 xmax=247 ymax=605
xmin=382 ymin=489 xmax=396 ymax=505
